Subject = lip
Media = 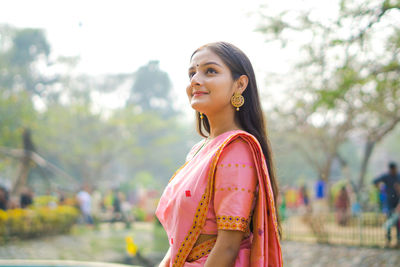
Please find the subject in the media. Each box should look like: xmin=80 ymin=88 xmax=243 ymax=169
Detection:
xmin=192 ymin=91 xmax=208 ymax=97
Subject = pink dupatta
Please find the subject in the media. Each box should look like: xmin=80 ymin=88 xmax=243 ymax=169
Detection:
xmin=155 ymin=130 xmax=282 ymax=266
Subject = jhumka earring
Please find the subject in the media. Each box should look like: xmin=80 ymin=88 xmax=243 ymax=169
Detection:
xmin=231 ymin=92 xmax=244 ymax=111
xmin=200 ymin=112 xmax=204 ymax=120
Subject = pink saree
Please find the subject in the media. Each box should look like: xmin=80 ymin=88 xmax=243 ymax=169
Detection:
xmin=155 ymin=130 xmax=282 ymax=267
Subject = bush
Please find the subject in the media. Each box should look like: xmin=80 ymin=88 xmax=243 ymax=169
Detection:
xmin=0 ymin=205 xmax=79 ymax=243
xmin=133 ymin=207 xmax=146 ymax=222
xmin=33 ymin=195 xmax=58 ymax=207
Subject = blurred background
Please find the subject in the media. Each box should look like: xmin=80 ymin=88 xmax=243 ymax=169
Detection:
xmin=0 ymin=0 xmax=400 ymax=266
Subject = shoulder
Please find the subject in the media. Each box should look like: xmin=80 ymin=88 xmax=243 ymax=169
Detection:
xmin=223 ymin=130 xmax=263 ymax=154
xmin=225 ymin=137 xmax=253 ymax=153
xmin=374 ymin=174 xmax=387 ymax=181
xmin=218 ymin=137 xmax=254 ymax=164
xmin=223 ymin=130 xmax=258 ymax=143
xmin=221 ymin=130 xmax=260 ymax=152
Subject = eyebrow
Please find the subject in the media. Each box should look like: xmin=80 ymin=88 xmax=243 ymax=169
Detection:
xmin=188 ymin=61 xmax=222 ymax=71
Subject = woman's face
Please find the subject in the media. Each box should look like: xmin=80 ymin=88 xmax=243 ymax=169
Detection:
xmin=186 ymin=48 xmax=236 ymax=116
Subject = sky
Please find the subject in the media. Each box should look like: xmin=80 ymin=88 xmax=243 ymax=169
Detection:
xmin=0 ymin=0 xmax=334 ymax=115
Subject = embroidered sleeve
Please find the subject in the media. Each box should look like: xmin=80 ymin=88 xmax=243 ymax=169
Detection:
xmin=213 ymin=138 xmax=258 ymax=232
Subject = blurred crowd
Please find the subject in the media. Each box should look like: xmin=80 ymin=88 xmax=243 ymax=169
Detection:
xmin=280 ymin=161 xmax=400 ymax=247
xmin=0 ymin=183 xmax=160 ymax=228
xmin=0 ymin=186 xmax=34 ymax=210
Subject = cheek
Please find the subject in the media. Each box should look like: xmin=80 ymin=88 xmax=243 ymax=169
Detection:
xmin=186 ymin=85 xmax=192 ymax=99
xmin=210 ymin=79 xmax=234 ymax=99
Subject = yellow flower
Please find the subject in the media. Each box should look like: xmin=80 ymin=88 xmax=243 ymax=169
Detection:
xmin=125 ymin=236 xmax=138 ymax=256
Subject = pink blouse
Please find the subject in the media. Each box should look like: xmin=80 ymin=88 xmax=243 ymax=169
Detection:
xmin=200 ymin=138 xmax=258 ymax=235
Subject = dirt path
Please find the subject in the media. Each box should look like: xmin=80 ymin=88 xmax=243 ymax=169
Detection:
xmin=282 ymin=241 xmax=400 ymax=267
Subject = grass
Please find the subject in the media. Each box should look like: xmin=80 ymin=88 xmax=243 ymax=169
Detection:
xmin=0 ymin=221 xmax=166 ymax=263
xmin=153 ymin=223 xmax=169 ymax=253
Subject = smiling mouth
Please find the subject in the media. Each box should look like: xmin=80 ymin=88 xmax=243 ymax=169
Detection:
xmin=193 ymin=92 xmax=208 ymax=97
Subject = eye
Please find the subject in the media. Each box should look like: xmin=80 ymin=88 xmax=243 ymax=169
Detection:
xmin=188 ymin=71 xmax=195 ymax=78
xmin=206 ymin=68 xmax=217 ymax=74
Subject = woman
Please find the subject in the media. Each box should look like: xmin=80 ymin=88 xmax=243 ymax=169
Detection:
xmin=156 ymin=42 xmax=282 ymax=267
xmin=335 ymin=186 xmax=350 ymax=226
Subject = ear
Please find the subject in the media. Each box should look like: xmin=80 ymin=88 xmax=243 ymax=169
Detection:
xmin=234 ymin=75 xmax=249 ymax=94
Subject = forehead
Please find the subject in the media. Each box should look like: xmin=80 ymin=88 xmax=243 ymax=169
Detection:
xmin=190 ymin=48 xmax=225 ymax=67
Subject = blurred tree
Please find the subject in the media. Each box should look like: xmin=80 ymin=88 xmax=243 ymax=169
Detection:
xmin=0 ymin=25 xmax=192 ymax=195
xmin=0 ymin=25 xmax=57 ymax=96
xmin=267 ymin=94 xmax=353 ymax=182
xmin=0 ymin=91 xmax=36 ymax=148
xmin=269 ymin=128 xmax=316 ymax=185
xmin=32 ymin=101 xmax=191 ymax=189
xmin=109 ymin=105 xmax=193 ymax=187
xmin=127 ymin=60 xmax=176 ymax=117
xmin=34 ymin=102 xmax=117 ymax=186
xmin=257 ymin=0 xmax=400 ymax=191
xmin=0 ymin=25 xmax=72 ymax=193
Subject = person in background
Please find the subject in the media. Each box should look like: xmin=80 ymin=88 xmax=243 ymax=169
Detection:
xmin=91 ymin=187 xmax=102 ymax=217
xmin=313 ymin=177 xmax=326 ymax=214
xmin=76 ymin=185 xmax=93 ymax=226
xmin=335 ymin=186 xmax=350 ymax=226
xmin=373 ymin=162 xmax=400 ymax=247
xmin=299 ymin=185 xmax=311 ymax=212
xmin=0 ymin=186 xmax=9 ymax=210
xmin=20 ymin=187 xmax=33 ymax=208
xmin=378 ymin=183 xmax=388 ymax=213
xmin=58 ymin=190 xmax=66 ymax=205
xmin=112 ymin=189 xmax=122 ymax=223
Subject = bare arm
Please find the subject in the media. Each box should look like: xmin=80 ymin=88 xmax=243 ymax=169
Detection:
xmin=204 ymin=230 xmax=244 ymax=267
xmin=158 ymin=247 xmax=171 ymax=267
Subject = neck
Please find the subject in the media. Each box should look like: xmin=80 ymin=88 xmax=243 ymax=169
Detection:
xmin=206 ymin=107 xmax=242 ymax=139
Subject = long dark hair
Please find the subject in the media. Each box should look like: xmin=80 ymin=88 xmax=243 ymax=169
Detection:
xmin=191 ymin=42 xmax=281 ymax=231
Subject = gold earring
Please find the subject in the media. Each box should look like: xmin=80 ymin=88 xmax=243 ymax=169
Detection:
xmin=231 ymin=92 xmax=244 ymax=111
xmin=200 ymin=112 xmax=204 ymax=119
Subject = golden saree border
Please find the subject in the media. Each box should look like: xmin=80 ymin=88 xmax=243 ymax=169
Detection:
xmin=216 ymin=215 xmax=248 ymax=232
xmin=186 ymin=237 xmax=217 ymax=262
xmin=171 ymin=190 xmax=211 ymax=267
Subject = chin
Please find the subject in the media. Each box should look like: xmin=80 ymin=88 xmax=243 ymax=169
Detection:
xmin=190 ymin=101 xmax=208 ymax=113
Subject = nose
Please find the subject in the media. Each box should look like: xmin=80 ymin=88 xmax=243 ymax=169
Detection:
xmin=190 ymin=72 xmax=201 ymax=88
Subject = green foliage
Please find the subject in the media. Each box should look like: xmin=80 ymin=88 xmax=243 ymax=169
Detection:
xmin=109 ymin=105 xmax=192 ymax=186
xmin=0 ymin=24 xmax=192 ymax=195
xmin=0 ymin=90 xmax=36 ymax=148
xmin=153 ymin=221 xmax=169 ymax=253
xmin=133 ymin=171 xmax=156 ymax=189
xmin=34 ymin=103 xmax=118 ymax=184
xmin=33 ymin=195 xmax=58 ymax=207
xmin=269 ymin=130 xmax=316 ymax=184
xmin=133 ymin=207 xmax=146 ymax=222
xmin=9 ymin=28 xmax=50 ymax=67
xmin=257 ymin=0 xmax=400 ymax=186
xmin=0 ymin=25 xmax=54 ymax=95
